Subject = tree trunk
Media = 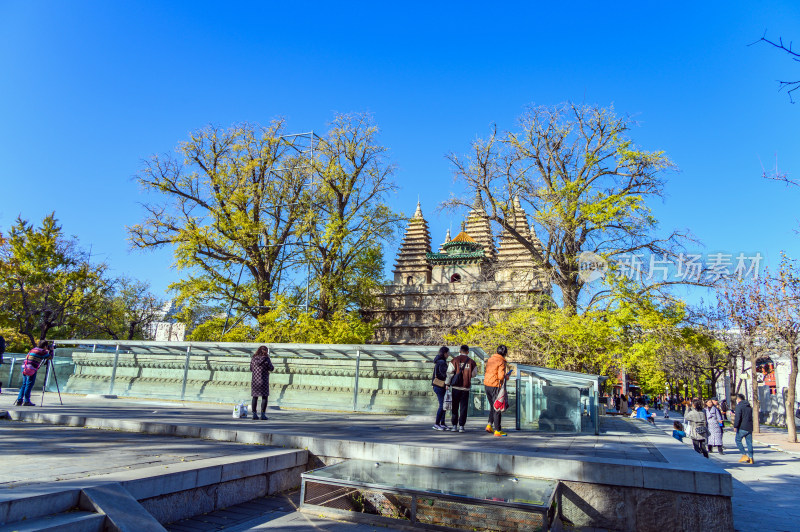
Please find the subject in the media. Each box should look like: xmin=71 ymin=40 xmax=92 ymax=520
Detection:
xmin=749 ymin=345 xmax=761 ymax=434
xmin=559 ymin=280 xmax=579 ymax=315
xmin=786 ymin=343 xmax=798 ymax=443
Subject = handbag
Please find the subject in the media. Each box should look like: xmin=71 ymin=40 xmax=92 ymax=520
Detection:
xmin=493 ymin=381 xmax=509 ymax=412
xmin=432 ymin=363 xmax=446 ymax=388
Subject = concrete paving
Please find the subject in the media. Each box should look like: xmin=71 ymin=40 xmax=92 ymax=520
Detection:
xmin=651 ymin=415 xmax=800 ymax=532
xmin=0 ymin=422 xmax=273 ymax=491
xmin=1 ymin=395 xmax=740 ymax=530
xmin=0 ymin=394 xmax=665 ymax=463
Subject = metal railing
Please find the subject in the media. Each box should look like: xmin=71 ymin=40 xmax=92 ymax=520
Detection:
xmin=50 ymin=340 xmax=488 ymax=411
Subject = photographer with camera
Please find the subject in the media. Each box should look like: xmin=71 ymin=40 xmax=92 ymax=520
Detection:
xmin=14 ymin=340 xmax=53 ymax=406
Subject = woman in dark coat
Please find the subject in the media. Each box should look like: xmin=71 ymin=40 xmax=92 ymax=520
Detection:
xmin=431 ymin=346 xmax=450 ymax=430
xmin=250 ymin=346 xmax=274 ymax=420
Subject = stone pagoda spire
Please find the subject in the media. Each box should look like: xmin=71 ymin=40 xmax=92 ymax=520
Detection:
xmin=393 ymin=201 xmax=432 ymax=285
xmin=438 ymin=227 xmax=451 ymax=252
xmin=496 ymin=196 xmax=545 ymax=283
xmin=463 ymin=192 xmax=496 ymax=262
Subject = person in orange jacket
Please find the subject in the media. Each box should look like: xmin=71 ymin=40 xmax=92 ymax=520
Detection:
xmin=484 ymin=345 xmax=513 ymax=437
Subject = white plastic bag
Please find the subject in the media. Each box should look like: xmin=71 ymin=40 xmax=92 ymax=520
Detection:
xmin=444 ymin=388 xmax=453 ymax=411
xmin=232 ymin=402 xmax=248 ymax=418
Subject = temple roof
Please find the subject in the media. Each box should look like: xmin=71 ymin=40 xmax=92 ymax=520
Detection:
xmin=450 ymin=231 xmax=476 ymax=243
xmin=427 ymin=230 xmax=485 ymax=264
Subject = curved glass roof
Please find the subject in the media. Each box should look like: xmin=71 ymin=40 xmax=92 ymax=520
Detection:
xmin=53 ymin=340 xmax=489 ymax=362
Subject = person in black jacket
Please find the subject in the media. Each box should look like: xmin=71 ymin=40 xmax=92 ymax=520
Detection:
xmin=0 ymin=334 xmax=5 ymax=394
xmin=431 ymin=346 xmax=451 ymax=431
xmin=733 ymin=393 xmax=755 ymax=464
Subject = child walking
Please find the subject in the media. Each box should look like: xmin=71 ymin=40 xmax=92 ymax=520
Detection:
xmin=672 ymin=421 xmax=686 ymax=442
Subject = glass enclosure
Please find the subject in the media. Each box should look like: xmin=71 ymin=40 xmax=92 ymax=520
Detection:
xmin=30 ymin=340 xmax=603 ymax=433
xmin=515 ymin=365 xmax=606 ymax=435
xmin=45 ymin=340 xmax=490 ymax=414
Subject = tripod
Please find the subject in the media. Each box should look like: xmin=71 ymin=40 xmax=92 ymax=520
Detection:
xmin=39 ymin=343 xmax=63 ymax=407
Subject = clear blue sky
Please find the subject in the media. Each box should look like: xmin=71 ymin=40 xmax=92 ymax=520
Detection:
xmin=1 ymin=1 xmax=799 ymax=305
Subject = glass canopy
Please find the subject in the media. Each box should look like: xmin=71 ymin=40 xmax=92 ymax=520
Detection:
xmin=36 ymin=340 xmax=605 ymax=434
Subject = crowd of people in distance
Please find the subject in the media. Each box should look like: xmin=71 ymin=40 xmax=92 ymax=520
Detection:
xmin=611 ymin=391 xmax=756 ymax=464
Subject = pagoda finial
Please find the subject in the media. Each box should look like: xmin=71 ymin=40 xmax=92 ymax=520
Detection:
xmin=445 ymin=228 xmax=451 ymax=242
xmin=413 ymin=200 xmax=423 ymax=219
xmin=471 ymin=191 xmax=484 ymax=212
xmin=513 ymin=195 xmax=522 ymax=210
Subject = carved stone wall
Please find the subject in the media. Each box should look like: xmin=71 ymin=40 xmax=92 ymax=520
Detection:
xmin=366 ymin=280 xmax=550 ymax=344
xmin=64 ymin=352 xmax=493 ymax=415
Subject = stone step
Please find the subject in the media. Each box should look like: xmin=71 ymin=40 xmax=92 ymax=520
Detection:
xmin=0 ymin=510 xmax=104 ymax=532
xmin=0 ymin=489 xmax=81 ymax=526
xmin=0 ymin=445 xmax=308 ymax=528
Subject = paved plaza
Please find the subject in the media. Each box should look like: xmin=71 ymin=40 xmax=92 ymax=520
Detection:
xmin=0 ymin=393 xmax=665 ymax=463
xmin=649 ymin=415 xmax=800 ymax=532
xmin=1 ymin=392 xmax=798 ymax=531
xmin=0 ymin=422 xmax=274 ymax=491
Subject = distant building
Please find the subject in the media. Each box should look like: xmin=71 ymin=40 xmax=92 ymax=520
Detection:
xmin=365 ymin=195 xmax=552 ymax=344
xmin=145 ymin=300 xmax=186 ymax=341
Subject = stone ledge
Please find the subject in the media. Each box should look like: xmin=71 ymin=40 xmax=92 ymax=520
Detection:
xmin=80 ymin=483 xmax=166 ymax=532
xmin=6 ymin=411 xmax=732 ymax=497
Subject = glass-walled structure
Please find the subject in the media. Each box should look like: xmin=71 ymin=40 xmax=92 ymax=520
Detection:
xmin=46 ymin=340 xmax=488 ymax=414
xmin=38 ymin=340 xmax=604 ymax=434
xmin=516 ymin=365 xmax=607 ymax=435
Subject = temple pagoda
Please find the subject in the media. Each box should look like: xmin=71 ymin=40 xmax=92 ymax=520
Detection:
xmin=392 ymin=201 xmax=432 ymax=285
xmin=366 ymin=197 xmax=551 ymax=344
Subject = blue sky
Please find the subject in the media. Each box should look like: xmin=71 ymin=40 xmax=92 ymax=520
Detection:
xmin=1 ymin=1 xmax=799 ymax=306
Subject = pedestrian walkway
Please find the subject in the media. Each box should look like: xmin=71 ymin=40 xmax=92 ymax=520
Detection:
xmin=0 ymin=422 xmax=272 ymax=491
xmin=652 ymin=415 xmax=800 ymax=532
xmin=747 ymin=424 xmax=800 ymax=454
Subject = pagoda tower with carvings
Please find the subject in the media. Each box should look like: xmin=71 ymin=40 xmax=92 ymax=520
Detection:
xmin=495 ymin=196 xmax=546 ymax=284
xmin=365 ymin=196 xmax=551 ymax=344
xmin=392 ymin=202 xmax=432 ymax=285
